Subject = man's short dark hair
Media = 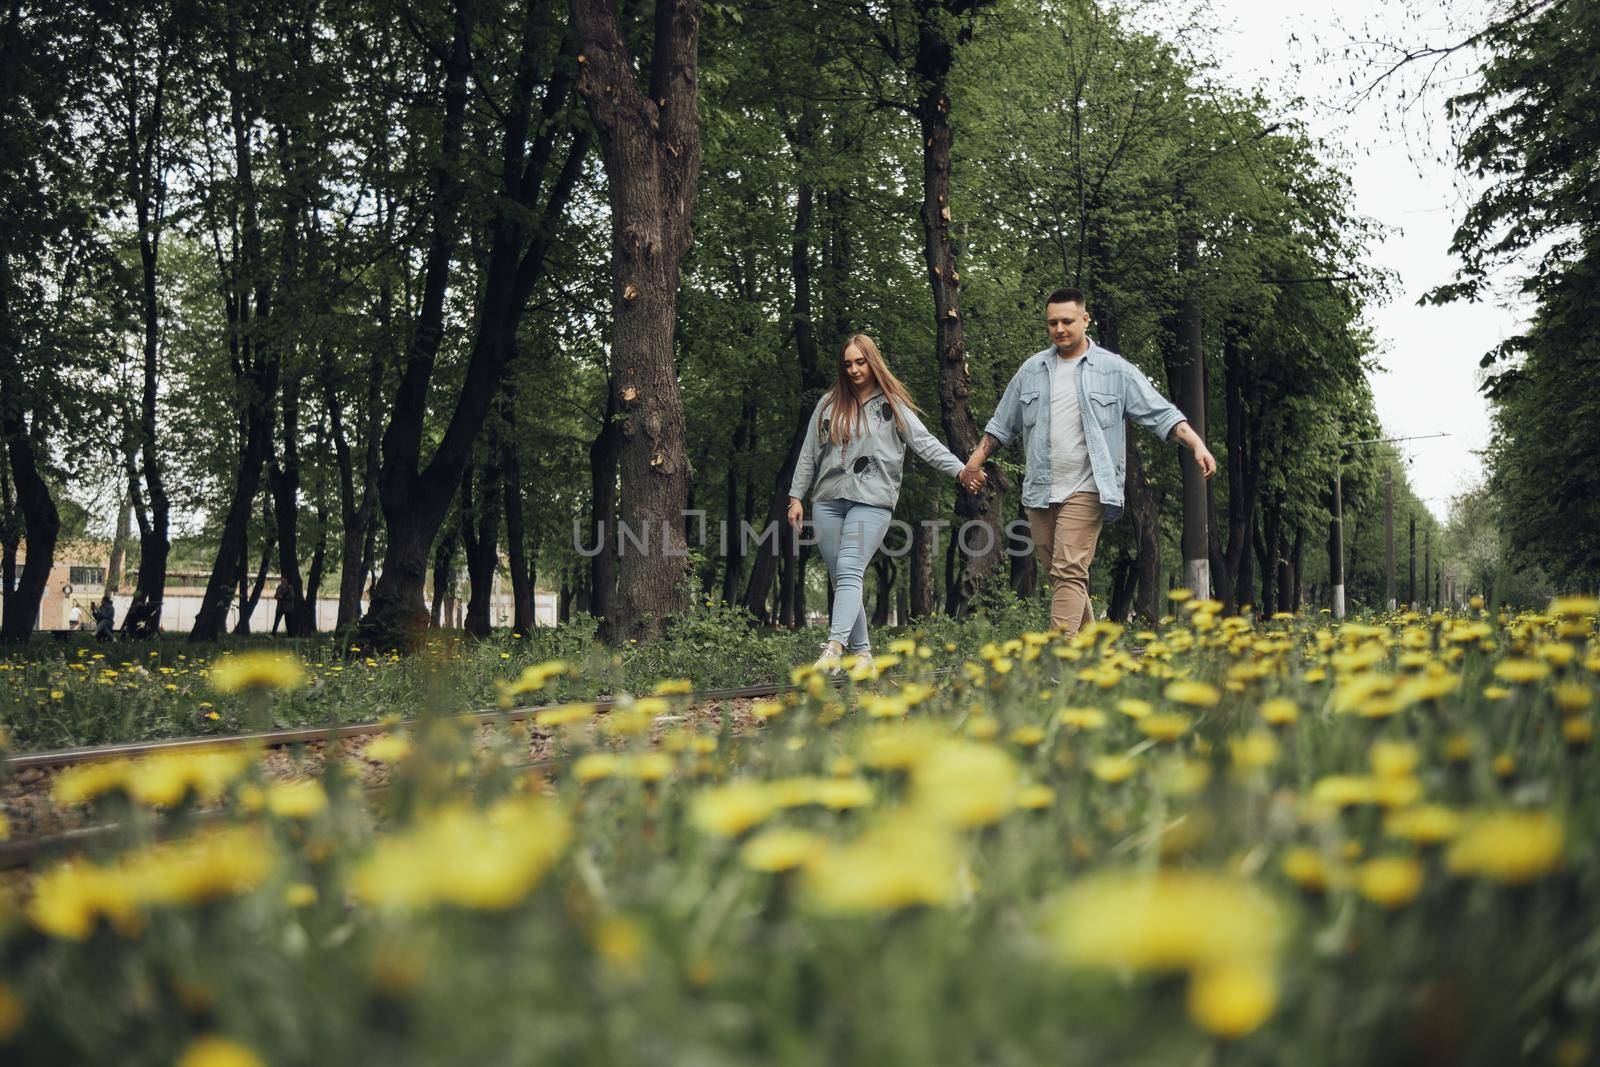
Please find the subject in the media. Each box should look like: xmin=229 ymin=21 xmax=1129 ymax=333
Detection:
xmin=1046 ymin=286 xmax=1087 ymax=308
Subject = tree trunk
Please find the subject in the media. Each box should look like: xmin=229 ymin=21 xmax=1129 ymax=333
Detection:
xmin=871 ymin=555 xmax=895 ymax=627
xmin=431 ymin=524 xmax=458 ymax=630
xmin=588 ymin=379 xmax=621 ymax=638
xmin=0 ymin=411 xmax=57 ymax=641
xmin=105 ymin=491 xmax=131 ymax=594
xmin=790 ymin=541 xmax=811 ymax=630
xmin=1010 ymin=500 xmax=1036 ymax=599
xmin=502 ymin=395 xmax=534 ymax=634
xmin=1124 ymin=432 xmax=1162 ymax=623
xmin=722 ymin=393 xmax=755 ymax=604
xmin=360 ymin=0 xmax=587 ymax=649
xmin=234 ymin=522 xmax=275 ymax=635
xmin=1288 ymin=526 xmax=1304 ymax=614
xmin=914 ymin=0 xmax=1005 ymax=609
xmin=743 ymin=108 xmax=828 ymax=622
xmin=1222 ymin=330 xmax=1259 ymax=614
xmin=909 ymin=517 xmax=935 ymax=619
xmin=460 ymin=448 xmax=502 ymax=639
xmin=571 ymin=0 xmax=702 ymax=643
xmin=190 ymin=24 xmax=278 ymax=642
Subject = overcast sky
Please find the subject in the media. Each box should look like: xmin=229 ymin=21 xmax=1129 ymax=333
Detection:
xmin=1181 ymin=0 xmax=1525 ymax=522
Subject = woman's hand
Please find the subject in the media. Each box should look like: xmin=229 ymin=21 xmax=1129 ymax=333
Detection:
xmin=787 ymin=498 xmax=804 ymax=527
xmin=958 ymin=465 xmax=987 ymax=493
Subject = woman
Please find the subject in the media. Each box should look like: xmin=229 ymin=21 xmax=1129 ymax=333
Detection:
xmin=788 ymin=334 xmax=985 ymax=673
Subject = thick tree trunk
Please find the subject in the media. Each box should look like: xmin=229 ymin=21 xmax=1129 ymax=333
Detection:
xmin=914 ymin=0 xmax=1004 ymax=609
xmin=192 ymin=14 xmax=277 ymax=642
xmin=360 ymin=0 xmax=587 ymax=649
xmin=0 ymin=412 xmax=57 ymax=641
xmin=571 ymin=0 xmax=702 ymax=643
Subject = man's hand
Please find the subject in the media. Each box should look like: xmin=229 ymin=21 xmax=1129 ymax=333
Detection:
xmin=1171 ymin=421 xmax=1217 ymax=479
xmin=958 ymin=465 xmax=987 ymax=493
xmin=787 ymin=498 xmax=804 ymax=527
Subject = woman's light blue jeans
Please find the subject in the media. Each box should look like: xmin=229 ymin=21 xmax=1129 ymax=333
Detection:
xmin=811 ymin=497 xmax=893 ymax=654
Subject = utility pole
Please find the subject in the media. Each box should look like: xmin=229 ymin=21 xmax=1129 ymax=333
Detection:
xmin=1408 ymin=512 xmax=1416 ymax=607
xmin=1423 ymin=527 xmax=1431 ymax=610
xmin=1384 ymin=466 xmax=1395 ymax=612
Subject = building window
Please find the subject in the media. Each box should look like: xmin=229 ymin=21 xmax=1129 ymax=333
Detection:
xmin=69 ymin=566 xmax=105 ymax=586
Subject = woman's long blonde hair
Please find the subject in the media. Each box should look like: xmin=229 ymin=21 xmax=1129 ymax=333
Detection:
xmin=823 ymin=334 xmax=921 ymax=447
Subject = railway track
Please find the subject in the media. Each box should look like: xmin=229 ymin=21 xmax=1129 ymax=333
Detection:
xmin=0 ymin=668 xmax=949 ymax=870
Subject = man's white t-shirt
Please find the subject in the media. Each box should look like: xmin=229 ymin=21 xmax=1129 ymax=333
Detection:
xmin=1048 ymin=351 xmax=1096 ymax=502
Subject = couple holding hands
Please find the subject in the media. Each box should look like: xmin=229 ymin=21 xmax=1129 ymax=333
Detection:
xmin=787 ymin=286 xmax=1217 ymax=673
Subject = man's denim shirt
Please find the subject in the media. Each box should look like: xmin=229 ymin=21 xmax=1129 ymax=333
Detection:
xmin=984 ymin=343 xmax=1186 ymax=522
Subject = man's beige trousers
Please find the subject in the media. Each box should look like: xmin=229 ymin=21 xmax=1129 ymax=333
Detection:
xmin=1025 ymin=491 xmax=1102 ymax=637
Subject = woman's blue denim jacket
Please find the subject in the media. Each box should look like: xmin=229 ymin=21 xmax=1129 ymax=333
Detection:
xmin=789 ymin=388 xmax=964 ymax=509
xmin=983 ymin=343 xmax=1187 ymax=522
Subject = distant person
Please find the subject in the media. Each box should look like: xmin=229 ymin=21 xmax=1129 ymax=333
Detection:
xmin=92 ymin=595 xmax=116 ymax=641
xmin=271 ymin=577 xmax=292 ymax=634
xmin=965 ymin=287 xmax=1216 ymax=638
xmin=68 ymin=602 xmax=82 ymax=631
xmin=788 ymin=333 xmax=985 ymax=674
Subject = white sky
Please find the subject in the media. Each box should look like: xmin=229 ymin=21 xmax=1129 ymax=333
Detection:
xmin=1193 ymin=0 xmax=1527 ymax=523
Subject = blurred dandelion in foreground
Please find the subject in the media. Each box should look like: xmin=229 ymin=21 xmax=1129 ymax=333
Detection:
xmin=1446 ymin=811 xmax=1564 ymax=884
xmin=209 ymin=651 xmax=306 ymax=694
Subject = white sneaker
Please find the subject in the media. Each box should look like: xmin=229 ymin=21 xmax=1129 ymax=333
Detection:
xmin=813 ymin=642 xmax=843 ymax=675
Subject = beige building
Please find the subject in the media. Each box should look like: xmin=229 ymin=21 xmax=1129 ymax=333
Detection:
xmin=14 ymin=540 xmax=556 ymax=632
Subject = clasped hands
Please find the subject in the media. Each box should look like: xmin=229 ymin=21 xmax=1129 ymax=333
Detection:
xmin=958 ymin=464 xmax=987 ymax=493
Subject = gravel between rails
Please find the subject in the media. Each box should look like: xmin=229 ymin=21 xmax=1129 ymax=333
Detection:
xmin=1 ymin=695 xmax=764 ymax=861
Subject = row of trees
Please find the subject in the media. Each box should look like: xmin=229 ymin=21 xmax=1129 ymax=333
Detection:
xmin=1 ymin=0 xmax=1430 ymax=647
xmin=1433 ymin=0 xmax=1599 ymax=594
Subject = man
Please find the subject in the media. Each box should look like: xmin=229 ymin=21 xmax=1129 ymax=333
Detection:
xmin=92 ymin=595 xmax=116 ymax=641
xmin=964 ymin=287 xmax=1216 ymax=636
xmin=68 ymin=602 xmax=82 ymax=631
xmin=271 ymin=577 xmax=292 ymax=635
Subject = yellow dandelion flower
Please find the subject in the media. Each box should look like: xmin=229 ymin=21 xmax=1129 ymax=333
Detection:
xmin=1058 ymin=706 xmax=1108 ymax=730
xmin=1048 ymin=869 xmax=1284 ymax=971
xmin=1116 ymin=698 xmax=1153 ymax=720
xmin=265 ymin=779 xmax=327 ymax=819
xmin=1017 ymin=784 xmax=1056 ymax=809
xmin=534 ymin=703 xmax=595 ymax=728
xmin=1187 ymin=963 xmax=1278 ymax=1039
xmin=1553 ymin=684 xmax=1592 ymax=713
xmin=1140 ymin=713 xmax=1191 ymax=742
xmin=209 ymin=651 xmax=306 ymax=694
xmin=364 ymin=734 xmax=412 ymax=763
xmin=1090 ymin=754 xmax=1138 ymax=783
xmin=1493 ymin=658 xmax=1550 ymax=684
xmin=1164 ymin=680 xmax=1221 ymax=707
xmin=1384 ymin=805 xmax=1462 ymax=845
xmin=176 ymin=1036 xmax=266 ymax=1067
xmin=1550 ymin=595 xmax=1600 ymax=618
xmin=1009 ymin=725 xmax=1046 ymax=747
xmin=911 ymin=740 xmax=1020 ymax=827
xmin=1229 ymin=731 xmax=1279 ymax=772
xmin=690 ymin=782 xmax=777 ymax=837
xmin=1446 ymin=811 xmax=1563 ymax=884
xmin=1280 ymin=847 xmax=1338 ymax=892
xmin=651 ymin=678 xmax=693 ymax=695
xmin=801 ymin=815 xmax=963 ymax=914
xmin=1562 ymin=717 xmax=1593 ymax=747
xmin=1356 ymin=856 xmax=1425 ymax=909
xmin=740 ymin=828 xmax=824 ymax=872
xmin=1258 ymin=698 xmax=1299 ymax=725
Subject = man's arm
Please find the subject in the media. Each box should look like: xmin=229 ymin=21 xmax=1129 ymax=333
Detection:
xmin=964 ymin=431 xmax=1004 ymax=473
xmin=1168 ymin=420 xmax=1217 ymax=478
